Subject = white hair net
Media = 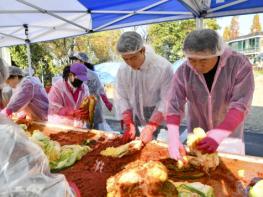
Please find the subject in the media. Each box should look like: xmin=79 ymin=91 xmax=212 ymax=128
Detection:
xmin=8 ymin=66 xmax=24 ymax=77
xmin=117 ymin=31 xmax=144 ymax=55
xmin=23 ymin=67 xmax=35 ymax=76
xmin=0 ymin=58 xmax=9 ymax=84
xmin=183 ymin=29 xmax=225 ymax=59
xmin=69 ymin=51 xmax=90 ymax=64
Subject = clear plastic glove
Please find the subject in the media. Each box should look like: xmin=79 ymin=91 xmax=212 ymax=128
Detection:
xmin=101 ymin=94 xmax=113 ymax=111
xmin=197 ymin=129 xmax=231 ymax=153
xmin=140 ymin=124 xmax=156 ymax=144
xmin=167 ymin=124 xmax=186 ymax=160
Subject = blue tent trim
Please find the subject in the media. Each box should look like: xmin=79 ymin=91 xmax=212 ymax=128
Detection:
xmin=79 ymin=0 xmax=263 ymax=31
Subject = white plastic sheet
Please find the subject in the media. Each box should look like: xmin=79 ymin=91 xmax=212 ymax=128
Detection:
xmin=0 ymin=114 xmax=74 ymax=196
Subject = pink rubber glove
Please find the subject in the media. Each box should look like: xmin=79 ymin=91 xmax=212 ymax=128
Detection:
xmin=1 ymin=108 xmax=12 ymax=117
xmin=197 ymin=108 xmax=244 ymax=154
xmin=101 ymin=94 xmax=113 ymax=111
xmin=121 ymin=110 xmax=136 ymax=143
xmin=167 ymin=124 xmax=186 ymax=160
xmin=140 ymin=124 xmax=156 ymax=144
xmin=197 ymin=129 xmax=231 ymax=153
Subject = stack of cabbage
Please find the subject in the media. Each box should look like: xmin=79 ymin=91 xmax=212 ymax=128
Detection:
xmin=106 ymin=160 xmax=215 ymax=197
xmin=19 ymin=124 xmax=91 ymax=171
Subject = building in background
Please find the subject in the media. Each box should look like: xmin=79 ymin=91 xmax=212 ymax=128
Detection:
xmin=227 ymin=32 xmax=263 ymax=68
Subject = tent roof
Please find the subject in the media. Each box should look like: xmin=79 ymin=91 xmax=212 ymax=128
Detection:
xmin=0 ymin=0 xmax=263 ymax=47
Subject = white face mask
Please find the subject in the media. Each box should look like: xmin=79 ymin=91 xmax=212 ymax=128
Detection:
xmin=1 ymin=83 xmax=12 ymax=90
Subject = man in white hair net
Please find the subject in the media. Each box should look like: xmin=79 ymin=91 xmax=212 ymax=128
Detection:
xmin=0 ymin=58 xmax=76 ymax=196
xmin=116 ymin=31 xmax=173 ymax=144
xmin=166 ymin=29 xmax=254 ymax=160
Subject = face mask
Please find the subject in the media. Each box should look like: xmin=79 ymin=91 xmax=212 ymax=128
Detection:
xmin=71 ymin=78 xmax=83 ymax=88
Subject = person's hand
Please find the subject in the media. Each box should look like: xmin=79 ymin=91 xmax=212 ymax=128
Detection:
xmin=122 ymin=123 xmax=136 ymax=143
xmin=121 ymin=109 xmax=135 ymax=143
xmin=140 ymin=124 xmax=156 ymax=144
xmin=197 ymin=129 xmax=231 ymax=153
xmin=17 ymin=111 xmax=27 ymax=120
xmin=72 ymin=109 xmax=89 ymax=120
xmin=167 ymin=124 xmax=186 ymax=160
xmin=1 ymin=108 xmax=12 ymax=118
xmin=169 ymin=141 xmax=186 ymax=161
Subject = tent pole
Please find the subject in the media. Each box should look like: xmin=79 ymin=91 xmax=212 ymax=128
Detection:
xmin=196 ymin=17 xmax=203 ymax=29
xmin=24 ymin=24 xmax=33 ymax=76
xmin=26 ymin=40 xmax=33 ymax=76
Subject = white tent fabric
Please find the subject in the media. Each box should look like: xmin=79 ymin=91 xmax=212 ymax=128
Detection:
xmin=0 ymin=0 xmax=263 ymax=47
xmin=0 ymin=0 xmax=91 ymax=47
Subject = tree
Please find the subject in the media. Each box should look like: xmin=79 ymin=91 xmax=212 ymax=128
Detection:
xmin=9 ymin=43 xmax=57 ymax=86
xmin=229 ymin=16 xmax=239 ymax=39
xmin=74 ymin=30 xmax=121 ymax=64
xmin=204 ymin=18 xmax=220 ymax=30
xmin=43 ymin=38 xmax=74 ymax=66
xmin=223 ymin=27 xmax=231 ymax=41
xmin=9 ymin=29 xmax=122 ymax=85
xmin=251 ymin=14 xmax=262 ymax=34
xmin=148 ymin=19 xmax=220 ymax=62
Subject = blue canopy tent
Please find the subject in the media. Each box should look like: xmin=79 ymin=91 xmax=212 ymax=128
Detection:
xmin=0 ymin=0 xmax=263 ymax=70
xmin=79 ymin=0 xmax=263 ymax=30
xmin=1 ymin=0 xmax=263 ymax=46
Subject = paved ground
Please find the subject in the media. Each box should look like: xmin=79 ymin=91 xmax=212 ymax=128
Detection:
xmin=244 ymin=72 xmax=263 ymax=133
xmin=244 ymin=131 xmax=263 ymax=157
